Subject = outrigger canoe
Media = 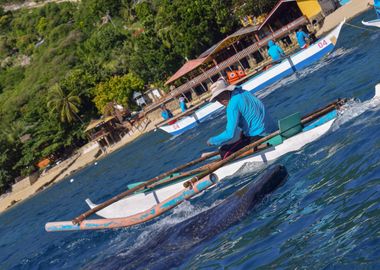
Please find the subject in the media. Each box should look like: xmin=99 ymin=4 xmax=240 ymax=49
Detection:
xmin=159 ymin=20 xmax=346 ymax=136
xmin=45 ymin=86 xmax=380 ymax=232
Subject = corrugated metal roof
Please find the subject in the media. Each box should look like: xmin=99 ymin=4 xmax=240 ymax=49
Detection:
xmin=259 ymin=0 xmax=296 ymax=30
xmin=165 ymin=0 xmax=298 ymax=85
xmin=198 ymin=25 xmax=260 ymax=59
xmin=84 ymin=116 xmax=115 ymax=132
xmin=166 ymin=26 xmax=259 ymax=85
xmin=165 ymin=57 xmax=207 ymax=85
xmin=198 ymin=43 xmax=220 ymax=58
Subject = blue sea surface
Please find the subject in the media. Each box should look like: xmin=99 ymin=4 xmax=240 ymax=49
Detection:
xmin=1 ymin=12 xmax=380 ymax=269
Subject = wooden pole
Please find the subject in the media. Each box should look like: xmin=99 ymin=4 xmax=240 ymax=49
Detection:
xmin=200 ymin=83 xmax=208 ymax=92
xmin=232 ymin=44 xmax=245 ymax=69
xmin=146 ymin=161 xmax=218 ymax=189
xmin=147 ymin=143 xmax=269 ymax=190
xmin=182 ymin=93 xmax=190 ymax=103
xmin=191 ymin=87 xmax=199 ymax=101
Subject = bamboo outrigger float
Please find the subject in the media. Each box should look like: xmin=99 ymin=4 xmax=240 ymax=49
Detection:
xmin=45 ymin=86 xmax=380 ymax=232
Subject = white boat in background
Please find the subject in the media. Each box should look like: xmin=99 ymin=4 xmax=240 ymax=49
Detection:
xmin=159 ymin=20 xmax=346 ymax=136
xmin=362 ymin=19 xmax=380 ymax=28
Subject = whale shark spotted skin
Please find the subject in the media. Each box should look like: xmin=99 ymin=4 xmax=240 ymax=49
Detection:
xmin=87 ymin=165 xmax=288 ymax=270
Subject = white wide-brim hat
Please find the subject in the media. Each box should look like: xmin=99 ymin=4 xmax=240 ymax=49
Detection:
xmin=209 ymin=78 xmax=236 ymax=102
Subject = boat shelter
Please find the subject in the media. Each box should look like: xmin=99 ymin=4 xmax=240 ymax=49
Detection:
xmin=142 ymin=0 xmax=307 ymax=116
xmin=142 ymin=0 xmax=339 ymax=118
xmin=84 ymin=116 xmax=121 ymax=148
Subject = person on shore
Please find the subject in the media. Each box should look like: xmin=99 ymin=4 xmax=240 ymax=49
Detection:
xmin=207 ymin=78 xmax=274 ymax=159
xmin=296 ymin=28 xmax=310 ymax=49
xmin=267 ymin=40 xmax=285 ymax=62
xmin=160 ymin=104 xmax=173 ymax=121
xmin=179 ymin=97 xmax=187 ymax=113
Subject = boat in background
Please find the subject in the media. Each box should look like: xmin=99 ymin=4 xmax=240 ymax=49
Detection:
xmin=159 ymin=20 xmax=346 ymax=136
xmin=362 ymin=19 xmax=380 ymax=28
xmin=362 ymin=2 xmax=380 ymax=28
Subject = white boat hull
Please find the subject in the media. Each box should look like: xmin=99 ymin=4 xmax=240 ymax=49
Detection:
xmin=362 ymin=19 xmax=380 ymax=28
xmin=89 ymin=113 xmax=336 ymax=219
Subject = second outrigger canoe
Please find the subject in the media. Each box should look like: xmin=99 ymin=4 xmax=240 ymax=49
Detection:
xmin=45 ymin=86 xmax=380 ymax=232
xmin=159 ymin=20 xmax=346 ymax=136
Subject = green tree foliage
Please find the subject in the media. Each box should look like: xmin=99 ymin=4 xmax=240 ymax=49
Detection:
xmin=74 ymin=0 xmax=122 ymax=30
xmin=125 ymin=0 xmax=238 ymax=84
xmin=0 ymin=138 xmax=22 ymax=192
xmin=0 ymin=0 xmax=278 ymax=192
xmin=81 ymin=24 xmax=127 ymax=62
xmin=233 ymin=0 xmax=278 ymax=17
xmin=0 ymin=9 xmax=12 ymax=34
xmin=60 ymin=69 xmax=98 ymax=116
xmin=93 ymin=73 xmax=144 ymax=112
xmin=0 ymin=66 xmax=24 ymax=93
xmin=47 ymin=83 xmax=82 ymax=123
xmin=36 ymin=16 xmax=47 ymax=35
xmin=154 ymin=0 xmax=235 ymax=58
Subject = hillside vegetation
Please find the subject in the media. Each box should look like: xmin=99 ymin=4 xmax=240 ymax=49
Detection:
xmin=0 ymin=0 xmax=276 ymax=192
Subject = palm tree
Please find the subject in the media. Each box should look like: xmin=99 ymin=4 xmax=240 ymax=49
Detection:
xmin=47 ymin=84 xmax=83 ymax=124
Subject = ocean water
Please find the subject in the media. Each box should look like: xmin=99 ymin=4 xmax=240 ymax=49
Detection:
xmin=1 ymin=12 xmax=380 ymax=269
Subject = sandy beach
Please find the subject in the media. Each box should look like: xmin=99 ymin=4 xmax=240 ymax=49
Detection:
xmin=0 ymin=94 xmax=205 ymax=213
xmin=0 ymin=121 xmax=154 ymax=213
xmin=316 ymin=0 xmax=372 ymax=36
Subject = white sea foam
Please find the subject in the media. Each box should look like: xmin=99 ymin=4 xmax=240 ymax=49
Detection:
xmin=234 ymin=161 xmax=265 ymax=178
xmin=113 ymin=200 xmax=212 ymax=255
xmin=332 ymin=94 xmax=380 ymax=131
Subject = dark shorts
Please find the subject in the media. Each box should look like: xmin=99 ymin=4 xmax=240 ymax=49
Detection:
xmin=219 ymin=135 xmax=262 ymax=160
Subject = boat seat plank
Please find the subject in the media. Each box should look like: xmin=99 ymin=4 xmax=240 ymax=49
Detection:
xmin=278 ymin=112 xmax=303 ymax=139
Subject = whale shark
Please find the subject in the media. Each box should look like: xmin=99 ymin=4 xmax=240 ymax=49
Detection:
xmin=86 ymin=165 xmax=288 ymax=269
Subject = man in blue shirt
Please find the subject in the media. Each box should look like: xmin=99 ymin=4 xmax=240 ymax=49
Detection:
xmin=207 ymin=78 xmax=274 ymax=159
xmin=267 ymin=40 xmax=285 ymax=61
xmin=179 ymin=97 xmax=187 ymax=112
xmin=161 ymin=104 xmax=173 ymax=120
xmin=375 ymin=0 xmax=380 ymax=18
xmin=296 ymin=28 xmax=309 ymax=49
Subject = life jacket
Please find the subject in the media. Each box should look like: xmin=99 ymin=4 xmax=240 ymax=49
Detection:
xmin=227 ymin=71 xmax=239 ymax=84
xmin=168 ymin=119 xmax=177 ymax=125
xmin=237 ymin=70 xmax=246 ymax=78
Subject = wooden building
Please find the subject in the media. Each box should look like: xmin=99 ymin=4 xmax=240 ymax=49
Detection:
xmin=84 ymin=116 xmax=123 ymax=148
xmin=142 ymin=0 xmax=339 ymax=119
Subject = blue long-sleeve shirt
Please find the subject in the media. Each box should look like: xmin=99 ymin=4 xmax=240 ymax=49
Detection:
xmin=179 ymin=101 xmax=187 ymax=112
xmin=161 ymin=109 xmax=173 ymax=120
xmin=375 ymin=0 xmax=380 ymax=18
xmin=296 ymin=30 xmax=309 ymax=48
xmin=208 ymin=88 xmax=266 ymax=146
xmin=268 ymin=40 xmax=285 ymax=61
